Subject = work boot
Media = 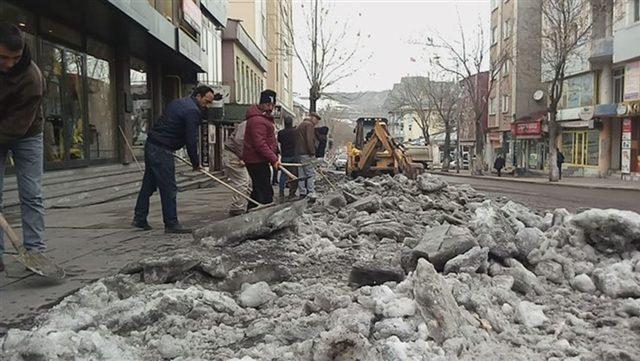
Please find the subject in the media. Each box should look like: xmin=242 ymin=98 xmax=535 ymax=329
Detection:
xmin=165 ymin=224 xmax=192 ymax=234
xmin=0 ymin=257 xmax=4 ymax=272
xmin=132 ymin=220 xmax=152 ymax=231
xmin=229 ymin=209 xmax=245 ymax=217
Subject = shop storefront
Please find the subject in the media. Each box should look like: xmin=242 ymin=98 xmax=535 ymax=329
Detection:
xmin=558 ymin=119 xmax=601 ymax=177
xmin=1 ymin=0 xmax=207 ymax=170
xmin=618 ymin=101 xmax=640 ymax=180
xmin=512 ymin=117 xmax=547 ymax=171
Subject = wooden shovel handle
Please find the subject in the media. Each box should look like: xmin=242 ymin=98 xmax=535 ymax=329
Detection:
xmin=0 ymin=213 xmax=25 ymax=254
xmin=279 ymin=165 xmax=298 ymax=180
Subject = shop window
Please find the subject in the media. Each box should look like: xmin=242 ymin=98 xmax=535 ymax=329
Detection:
xmin=562 ymin=130 xmax=599 ymax=166
xmin=87 ymin=39 xmax=116 ymax=160
xmin=635 ymin=0 xmax=640 ymax=22
xmin=559 ymin=73 xmax=594 ymax=109
xmin=149 ymin=0 xmax=174 ymax=22
xmin=130 ymin=60 xmax=152 ymax=147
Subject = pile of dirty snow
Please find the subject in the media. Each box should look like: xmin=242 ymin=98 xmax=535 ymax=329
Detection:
xmin=2 ymin=173 xmax=640 ymax=361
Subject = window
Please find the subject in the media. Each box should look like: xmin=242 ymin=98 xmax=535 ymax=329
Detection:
xmin=635 ymin=0 xmax=640 ymax=22
xmin=235 ymin=57 xmax=240 ymax=102
xmin=489 ymin=97 xmax=497 ymax=115
xmin=148 ymin=0 xmax=174 ymax=22
xmin=503 ymin=60 xmax=510 ymax=77
xmin=87 ymin=39 xmax=116 ymax=160
xmin=613 ymin=68 xmax=625 ymax=103
xmin=562 ymin=130 xmax=599 ymax=166
xmin=503 ymin=19 xmax=512 ymax=39
xmin=491 ymin=26 xmax=497 ymax=45
xmin=501 ymin=94 xmax=510 ymax=113
xmin=559 ymin=73 xmax=595 ymax=109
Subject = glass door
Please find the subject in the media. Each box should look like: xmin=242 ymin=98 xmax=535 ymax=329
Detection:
xmin=40 ymin=41 xmax=87 ymax=164
xmin=574 ymin=132 xmax=585 ymax=165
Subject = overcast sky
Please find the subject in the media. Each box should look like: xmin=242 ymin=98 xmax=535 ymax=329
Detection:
xmin=292 ymin=0 xmax=491 ymax=94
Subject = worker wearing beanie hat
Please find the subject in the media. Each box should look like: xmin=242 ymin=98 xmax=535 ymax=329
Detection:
xmin=242 ymin=89 xmax=280 ymax=209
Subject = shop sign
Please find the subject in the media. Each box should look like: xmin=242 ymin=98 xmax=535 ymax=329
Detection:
xmin=626 ymin=100 xmax=640 ymax=115
xmin=617 ymin=104 xmax=628 ymax=116
xmin=513 ymin=121 xmax=542 ymax=137
xmin=210 ymin=84 xmax=231 ymax=104
xmin=578 ymin=106 xmax=594 ymax=121
xmin=182 ymin=0 xmax=202 ymax=34
xmin=625 ymin=61 xmax=640 ymax=101
xmin=622 ymin=118 xmax=632 ymax=174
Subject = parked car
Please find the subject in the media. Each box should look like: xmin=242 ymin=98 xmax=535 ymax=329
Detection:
xmin=334 ymin=153 xmax=348 ymax=170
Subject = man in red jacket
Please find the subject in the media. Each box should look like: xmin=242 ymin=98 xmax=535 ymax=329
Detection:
xmin=242 ymin=90 xmax=280 ymax=209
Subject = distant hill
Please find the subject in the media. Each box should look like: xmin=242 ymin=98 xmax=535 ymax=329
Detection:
xmin=322 ymin=90 xmax=390 ymax=118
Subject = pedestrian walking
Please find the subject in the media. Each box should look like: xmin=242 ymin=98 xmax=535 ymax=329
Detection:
xmin=0 ymin=22 xmax=47 ymax=272
xmin=295 ymin=113 xmax=321 ymax=198
xmin=277 ymin=116 xmax=297 ymax=200
xmin=494 ymin=154 xmax=505 ymax=177
xmin=223 ymin=119 xmax=250 ymax=216
xmin=315 ymin=126 xmax=329 ymax=158
xmin=243 ymin=90 xmax=280 ymax=209
xmin=557 ymin=148 xmax=565 ymax=180
xmin=132 ymin=85 xmax=214 ymax=233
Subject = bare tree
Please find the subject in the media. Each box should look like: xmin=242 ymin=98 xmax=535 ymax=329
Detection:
xmin=281 ymin=0 xmax=371 ymax=112
xmin=426 ymin=81 xmax=464 ymax=171
xmin=424 ymin=21 xmax=510 ymax=175
xmin=387 ymin=76 xmax=438 ymax=145
xmin=542 ymin=0 xmax=595 ymax=181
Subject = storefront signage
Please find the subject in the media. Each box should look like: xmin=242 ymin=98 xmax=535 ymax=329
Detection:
xmin=617 ymin=103 xmax=628 ymax=116
xmin=513 ymin=121 xmax=542 ymax=137
xmin=625 ymin=61 xmax=640 ymax=101
xmin=625 ymin=100 xmax=640 ymax=115
xmin=182 ymin=0 xmax=202 ymax=34
xmin=578 ymin=106 xmax=594 ymax=121
xmin=622 ymin=118 xmax=632 ymax=174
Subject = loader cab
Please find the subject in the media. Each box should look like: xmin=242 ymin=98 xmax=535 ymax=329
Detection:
xmin=354 ymin=117 xmax=388 ymax=149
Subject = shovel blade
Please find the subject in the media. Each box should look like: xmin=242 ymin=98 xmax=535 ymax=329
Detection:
xmin=13 ymin=248 xmax=66 ymax=280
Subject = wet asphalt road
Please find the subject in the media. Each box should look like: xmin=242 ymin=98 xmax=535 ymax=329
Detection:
xmin=437 ymin=175 xmax=640 ymax=214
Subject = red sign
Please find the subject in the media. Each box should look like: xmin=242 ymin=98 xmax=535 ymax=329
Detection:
xmin=623 ymin=118 xmax=632 ymax=133
xmin=513 ymin=120 xmax=542 ymax=137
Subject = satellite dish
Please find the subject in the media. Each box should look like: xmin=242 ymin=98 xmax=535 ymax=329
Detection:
xmin=533 ymin=90 xmax=544 ymax=101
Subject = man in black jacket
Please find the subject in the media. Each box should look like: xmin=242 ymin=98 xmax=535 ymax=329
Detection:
xmin=132 ymin=85 xmax=214 ymax=233
xmin=277 ymin=116 xmax=297 ymax=199
xmin=0 ymin=22 xmax=47 ymax=272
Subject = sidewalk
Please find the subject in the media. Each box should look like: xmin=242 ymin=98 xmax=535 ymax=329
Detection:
xmin=431 ymin=169 xmax=640 ymax=192
xmin=0 ymin=186 xmax=235 ymax=329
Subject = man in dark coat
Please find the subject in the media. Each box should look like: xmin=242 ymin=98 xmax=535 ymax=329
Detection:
xmin=494 ymin=154 xmax=505 ymax=177
xmin=277 ymin=116 xmax=297 ymax=199
xmin=132 ymin=85 xmax=214 ymax=233
xmin=0 ymin=22 xmax=47 ymax=272
xmin=557 ymin=148 xmax=565 ymax=180
xmin=243 ymin=90 xmax=280 ymax=208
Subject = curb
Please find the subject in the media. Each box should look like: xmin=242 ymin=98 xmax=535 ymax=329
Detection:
xmin=430 ymin=171 xmax=640 ymax=193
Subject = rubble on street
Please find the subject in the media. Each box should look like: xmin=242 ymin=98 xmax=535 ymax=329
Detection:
xmin=2 ymin=173 xmax=640 ymax=361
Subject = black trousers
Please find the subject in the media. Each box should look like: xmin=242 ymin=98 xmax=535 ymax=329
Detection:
xmin=246 ymin=162 xmax=274 ymax=209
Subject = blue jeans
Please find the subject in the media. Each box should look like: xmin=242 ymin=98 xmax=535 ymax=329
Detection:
xmin=134 ymin=142 xmax=179 ymax=227
xmin=278 ymin=156 xmax=297 ymax=195
xmin=0 ymin=133 xmax=46 ymax=256
xmin=297 ymin=155 xmax=316 ymax=196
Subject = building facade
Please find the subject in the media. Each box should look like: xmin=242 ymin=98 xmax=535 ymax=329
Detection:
xmin=489 ymin=0 xmax=547 ymax=171
xmin=540 ymin=0 xmax=640 ymax=180
xmin=265 ymin=0 xmax=294 ymax=118
xmin=1 ymin=0 xmax=227 ymax=170
xmin=458 ymin=71 xmax=489 ymax=164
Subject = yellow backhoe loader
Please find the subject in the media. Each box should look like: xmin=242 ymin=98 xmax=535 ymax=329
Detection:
xmin=346 ymin=117 xmax=424 ymax=179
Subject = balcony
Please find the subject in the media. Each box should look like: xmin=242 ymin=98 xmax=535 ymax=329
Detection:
xmin=614 ymin=22 xmax=640 ymax=63
xmin=589 ymin=37 xmax=613 ymax=63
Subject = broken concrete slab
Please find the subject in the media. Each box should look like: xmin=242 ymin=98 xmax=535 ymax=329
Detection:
xmin=193 ymin=200 xmax=306 ymax=247
xmin=443 ymin=246 xmax=489 ymax=275
xmin=410 ymin=224 xmax=478 ymax=271
xmin=349 ymin=195 xmax=382 ymax=213
xmin=350 ymin=260 xmax=405 ymax=286
xmin=593 ymin=260 xmax=640 ymax=298
xmin=571 ymin=209 xmax=640 ymax=253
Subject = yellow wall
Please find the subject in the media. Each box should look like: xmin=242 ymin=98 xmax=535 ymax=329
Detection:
xmin=234 ymin=44 xmax=267 ymax=105
xmin=266 ymin=0 xmax=294 ymax=113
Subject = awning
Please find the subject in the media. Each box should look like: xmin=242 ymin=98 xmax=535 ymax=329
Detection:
xmin=560 ymin=119 xmax=594 ymax=128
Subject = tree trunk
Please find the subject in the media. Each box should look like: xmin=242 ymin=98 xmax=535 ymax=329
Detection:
xmin=473 ymin=116 xmax=485 ymax=175
xmin=442 ymin=128 xmax=451 ymax=172
xmin=548 ymin=109 xmax=560 ymax=182
xmin=309 ymin=84 xmax=320 ymax=113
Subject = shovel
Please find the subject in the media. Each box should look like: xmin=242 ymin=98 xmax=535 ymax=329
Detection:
xmin=0 ymin=213 xmax=65 ymax=280
xmin=173 ymin=154 xmax=276 ymax=212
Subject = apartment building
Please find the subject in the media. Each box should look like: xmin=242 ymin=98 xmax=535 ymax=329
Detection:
xmin=489 ymin=0 xmax=547 ymax=170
